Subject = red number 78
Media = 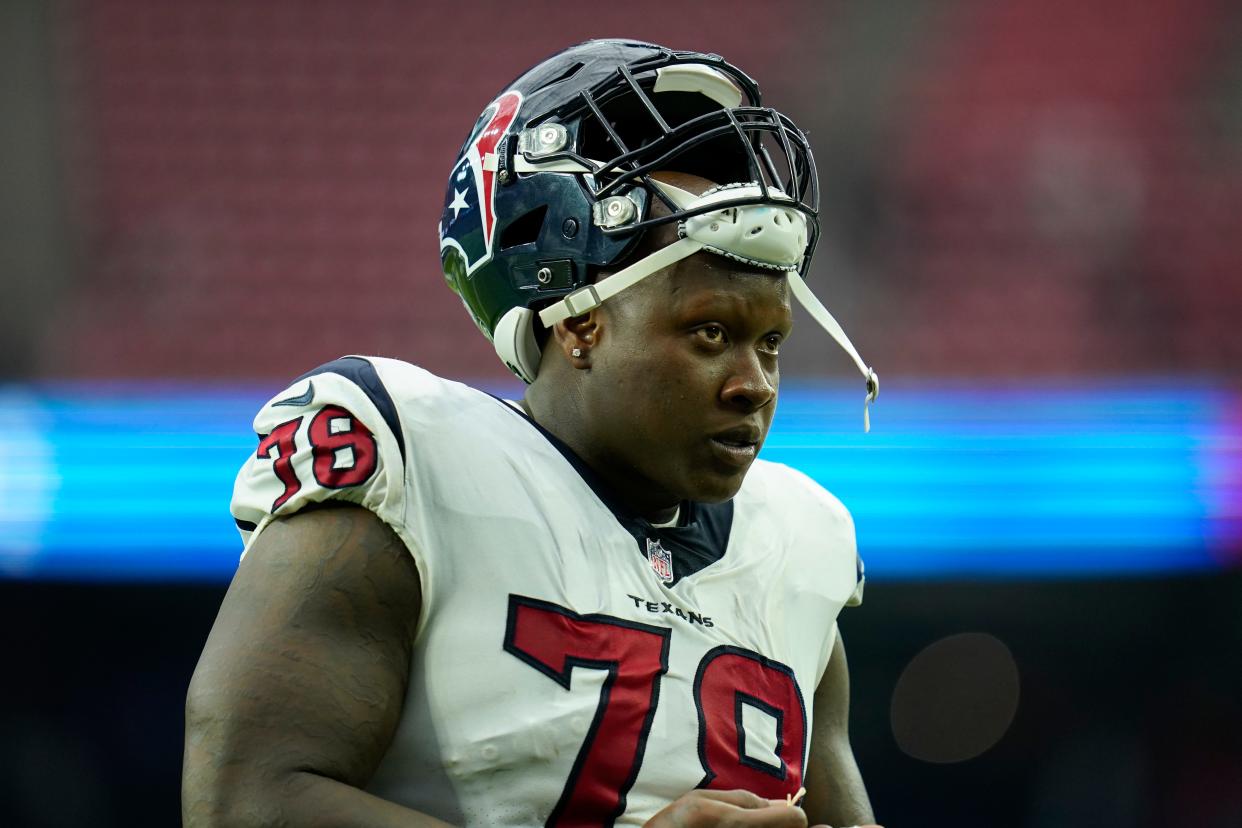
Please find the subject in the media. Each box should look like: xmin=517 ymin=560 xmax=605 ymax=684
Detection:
xmin=255 ymin=406 xmax=378 ymax=511
xmin=504 ymin=595 xmax=807 ymax=827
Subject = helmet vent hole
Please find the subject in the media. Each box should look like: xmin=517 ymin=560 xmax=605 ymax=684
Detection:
xmin=539 ymin=61 xmax=586 ymax=90
xmin=749 ymin=226 xmax=763 ymax=236
xmin=499 ymin=205 xmax=548 ymax=250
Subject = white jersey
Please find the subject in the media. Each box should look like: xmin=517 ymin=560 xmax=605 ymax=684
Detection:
xmin=231 ymin=356 xmax=864 ymax=827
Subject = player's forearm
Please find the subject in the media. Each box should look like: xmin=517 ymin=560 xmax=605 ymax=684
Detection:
xmin=801 ymin=744 xmax=876 ymax=827
xmin=182 ymin=766 xmax=456 ymax=828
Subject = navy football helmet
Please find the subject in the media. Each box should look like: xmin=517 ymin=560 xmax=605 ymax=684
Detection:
xmin=438 ymin=39 xmax=877 ymax=426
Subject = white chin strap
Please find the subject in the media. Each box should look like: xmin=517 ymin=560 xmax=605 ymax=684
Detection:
xmin=508 ymin=180 xmax=878 ymax=430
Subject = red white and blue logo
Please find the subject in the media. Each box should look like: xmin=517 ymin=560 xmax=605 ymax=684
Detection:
xmin=439 ymin=90 xmax=523 ymax=276
xmin=647 ymin=537 xmax=674 ymax=584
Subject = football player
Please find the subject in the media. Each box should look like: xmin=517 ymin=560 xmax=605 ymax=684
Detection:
xmin=183 ymin=39 xmax=881 ymax=828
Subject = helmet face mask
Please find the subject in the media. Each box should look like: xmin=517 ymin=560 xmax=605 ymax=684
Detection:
xmin=440 ymin=41 xmax=816 ymax=330
xmin=439 ymin=39 xmax=875 ymax=428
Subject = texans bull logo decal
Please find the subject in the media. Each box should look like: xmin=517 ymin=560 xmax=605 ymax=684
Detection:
xmin=439 ymin=90 xmax=523 ymax=276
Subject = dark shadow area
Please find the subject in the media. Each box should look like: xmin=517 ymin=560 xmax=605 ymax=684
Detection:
xmin=2 ymin=573 xmax=1239 ymax=827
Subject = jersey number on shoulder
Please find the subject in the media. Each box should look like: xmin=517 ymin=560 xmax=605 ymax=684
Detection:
xmin=256 ymin=405 xmax=378 ymax=511
xmin=505 ymin=595 xmax=806 ymax=826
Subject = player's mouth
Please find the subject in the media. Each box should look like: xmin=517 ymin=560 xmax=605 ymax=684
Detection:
xmin=708 ymin=426 xmax=761 ymax=467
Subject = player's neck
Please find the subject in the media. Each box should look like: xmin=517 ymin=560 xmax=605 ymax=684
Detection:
xmin=518 ymin=395 xmax=682 ymax=525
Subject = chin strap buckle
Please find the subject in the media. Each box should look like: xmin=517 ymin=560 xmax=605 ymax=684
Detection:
xmin=863 ymin=368 xmax=879 ymax=434
xmin=560 ymin=284 xmax=603 ymax=318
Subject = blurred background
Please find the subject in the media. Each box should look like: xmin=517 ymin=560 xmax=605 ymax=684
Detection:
xmin=2 ymin=0 xmax=1240 ymax=825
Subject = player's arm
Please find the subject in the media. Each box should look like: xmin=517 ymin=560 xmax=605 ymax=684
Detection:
xmin=182 ymin=505 xmax=452 ymax=828
xmin=801 ymin=632 xmax=880 ymax=828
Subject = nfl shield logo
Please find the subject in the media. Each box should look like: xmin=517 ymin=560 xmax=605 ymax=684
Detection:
xmin=647 ymin=538 xmax=674 ymax=584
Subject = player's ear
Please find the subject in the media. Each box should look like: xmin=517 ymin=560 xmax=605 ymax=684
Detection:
xmin=552 ymin=311 xmax=599 ymax=369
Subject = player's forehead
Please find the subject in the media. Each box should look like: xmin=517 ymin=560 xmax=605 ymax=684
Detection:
xmin=660 ymin=254 xmax=793 ymax=321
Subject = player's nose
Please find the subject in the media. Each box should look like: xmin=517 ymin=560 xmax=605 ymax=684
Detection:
xmin=720 ymin=349 xmax=776 ymax=411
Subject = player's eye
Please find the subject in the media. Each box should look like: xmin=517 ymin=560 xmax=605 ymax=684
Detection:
xmin=761 ymin=333 xmax=783 ymax=355
xmin=696 ymin=325 xmax=727 ymax=345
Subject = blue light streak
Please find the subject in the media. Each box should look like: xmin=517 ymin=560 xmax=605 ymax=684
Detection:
xmin=0 ymin=380 xmax=1234 ymax=581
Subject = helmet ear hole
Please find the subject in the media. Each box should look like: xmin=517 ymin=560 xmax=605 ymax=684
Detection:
xmin=500 ymin=205 xmax=549 ymax=250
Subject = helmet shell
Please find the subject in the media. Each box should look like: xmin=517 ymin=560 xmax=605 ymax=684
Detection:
xmin=440 ymin=41 xmax=675 ymax=339
xmin=438 ymin=38 xmax=816 ymax=381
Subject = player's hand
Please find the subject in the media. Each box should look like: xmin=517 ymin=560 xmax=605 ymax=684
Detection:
xmin=642 ymin=789 xmax=811 ymax=828
xmin=643 ymin=788 xmax=886 ymax=828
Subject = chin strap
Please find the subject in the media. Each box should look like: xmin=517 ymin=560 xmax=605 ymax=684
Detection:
xmin=538 ymin=238 xmax=702 ymax=327
xmin=535 ymin=181 xmax=879 ymax=431
xmin=786 ymin=271 xmax=879 ymax=432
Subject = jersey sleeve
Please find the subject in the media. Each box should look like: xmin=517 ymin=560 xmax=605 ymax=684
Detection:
xmin=804 ymin=487 xmax=864 ymax=688
xmin=780 ymin=461 xmax=866 ymax=609
xmin=230 ymin=356 xmax=412 ymax=558
xmin=816 ymin=490 xmax=864 ymax=609
xmin=847 ymin=550 xmax=865 ymax=607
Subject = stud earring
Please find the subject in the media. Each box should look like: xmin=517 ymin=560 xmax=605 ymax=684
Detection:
xmin=571 ymin=348 xmax=582 ymax=358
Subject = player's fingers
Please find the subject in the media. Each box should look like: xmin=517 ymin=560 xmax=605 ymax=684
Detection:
xmin=721 ymin=803 xmax=808 ymax=827
xmin=687 ymin=788 xmax=770 ymax=810
xmin=644 ymin=789 xmax=816 ymax=828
